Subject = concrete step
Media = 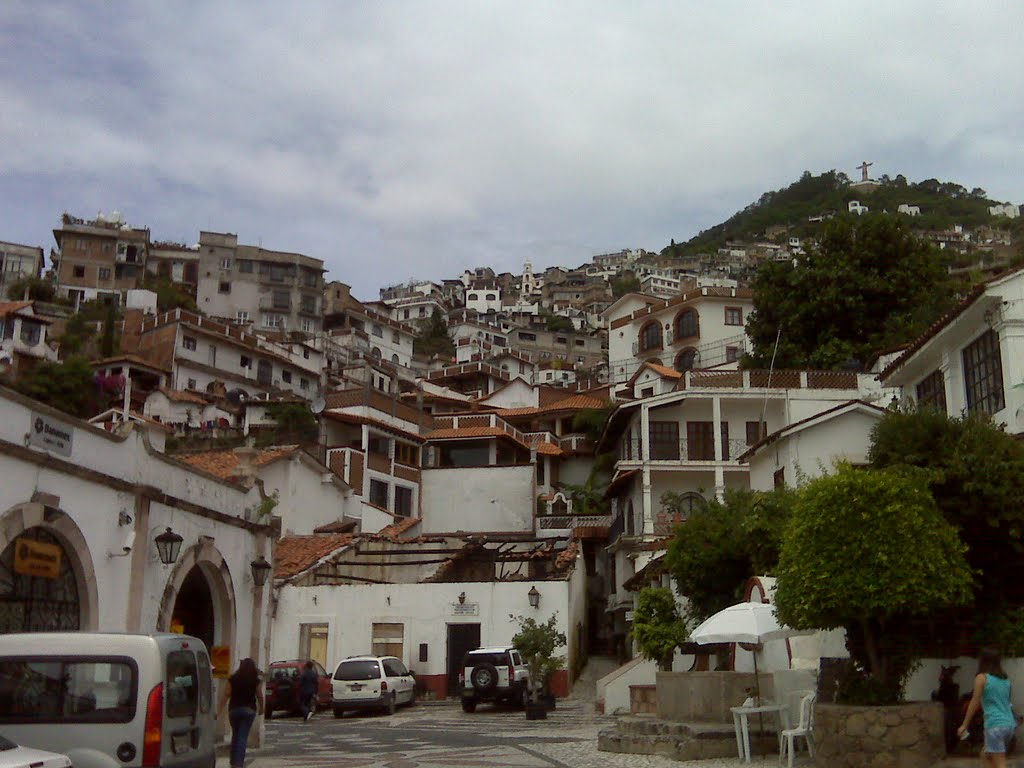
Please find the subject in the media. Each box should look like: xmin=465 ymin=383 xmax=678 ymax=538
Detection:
xmin=599 ymin=716 xmax=780 ymax=763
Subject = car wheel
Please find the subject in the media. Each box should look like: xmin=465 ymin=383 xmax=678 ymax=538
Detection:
xmin=333 ymin=706 xmax=345 ymax=718
xmin=461 ymin=698 xmax=477 ymax=713
xmin=470 ymin=662 xmax=499 ymax=695
xmin=385 ymin=693 xmax=396 ymax=715
xmin=407 ymin=689 xmax=416 ymax=707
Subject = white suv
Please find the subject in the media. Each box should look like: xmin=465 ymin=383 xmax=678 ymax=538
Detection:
xmin=331 ymin=655 xmax=415 ymax=717
xmin=459 ymin=646 xmax=530 ymax=712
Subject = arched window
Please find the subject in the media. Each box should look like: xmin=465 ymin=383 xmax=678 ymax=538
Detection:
xmin=671 ymin=492 xmax=706 ymax=522
xmin=0 ymin=527 xmax=80 ymax=632
xmin=391 ymin=354 xmax=400 ymax=364
xmin=675 ymin=309 xmax=699 ymax=341
xmin=468 ymin=293 xmax=478 ymax=301
xmin=624 ymin=499 xmax=635 ymax=536
xmin=639 ymin=321 xmax=662 ymax=352
xmin=675 ymin=348 xmax=698 ymax=372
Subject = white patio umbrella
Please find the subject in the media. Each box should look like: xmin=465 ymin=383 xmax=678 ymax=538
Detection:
xmin=689 ymin=601 xmax=807 ymax=704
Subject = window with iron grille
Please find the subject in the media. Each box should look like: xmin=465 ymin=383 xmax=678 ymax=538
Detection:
xmin=649 ymin=421 xmax=679 ymax=460
xmin=962 ymin=329 xmax=1004 ymax=415
xmin=915 ymin=369 xmax=947 ymax=412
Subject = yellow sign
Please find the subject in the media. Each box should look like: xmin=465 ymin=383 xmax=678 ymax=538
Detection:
xmin=13 ymin=538 xmax=61 ymax=579
xmin=170 ymin=621 xmax=185 ymax=634
xmin=211 ymin=646 xmax=232 ymax=679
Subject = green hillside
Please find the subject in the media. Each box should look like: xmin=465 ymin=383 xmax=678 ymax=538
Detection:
xmin=664 ymin=170 xmax=1020 ymax=257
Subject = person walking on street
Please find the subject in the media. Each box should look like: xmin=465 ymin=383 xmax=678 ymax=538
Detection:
xmin=298 ymin=661 xmax=319 ymax=723
xmin=958 ymin=647 xmax=1017 ymax=768
xmin=217 ymin=657 xmax=264 ymax=768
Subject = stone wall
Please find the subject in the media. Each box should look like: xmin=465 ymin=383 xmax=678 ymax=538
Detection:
xmin=656 ymin=671 xmax=769 ymax=723
xmin=815 ymin=701 xmax=944 ymax=768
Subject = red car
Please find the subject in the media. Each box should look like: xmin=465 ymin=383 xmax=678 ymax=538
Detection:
xmin=265 ymin=659 xmax=333 ymax=718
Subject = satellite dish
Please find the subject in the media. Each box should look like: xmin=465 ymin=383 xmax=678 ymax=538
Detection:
xmin=311 ymin=396 xmax=326 ymax=414
xmin=226 ymin=388 xmax=249 ymax=407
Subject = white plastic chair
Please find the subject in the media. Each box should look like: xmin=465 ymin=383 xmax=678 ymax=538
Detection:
xmin=779 ymin=691 xmax=816 ymax=766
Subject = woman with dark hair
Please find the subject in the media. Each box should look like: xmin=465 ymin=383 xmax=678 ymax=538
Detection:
xmin=958 ymin=647 xmax=1017 ymax=767
xmin=216 ymin=657 xmax=264 ymax=768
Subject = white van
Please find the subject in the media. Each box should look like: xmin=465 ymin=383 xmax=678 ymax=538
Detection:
xmin=0 ymin=632 xmax=216 ymax=768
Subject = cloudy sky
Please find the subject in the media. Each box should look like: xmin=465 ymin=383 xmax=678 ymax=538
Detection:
xmin=2 ymin=2 xmax=1022 ymax=298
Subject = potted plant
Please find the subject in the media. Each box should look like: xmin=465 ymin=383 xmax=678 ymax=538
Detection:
xmin=512 ymin=613 xmax=566 ymax=718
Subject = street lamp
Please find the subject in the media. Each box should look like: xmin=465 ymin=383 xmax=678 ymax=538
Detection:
xmin=154 ymin=527 xmax=183 ymax=565
xmin=250 ymin=555 xmax=272 ymax=588
xmin=528 ymin=586 xmax=541 ymax=609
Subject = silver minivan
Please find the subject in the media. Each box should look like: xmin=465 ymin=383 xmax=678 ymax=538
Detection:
xmin=0 ymin=632 xmax=216 ymax=768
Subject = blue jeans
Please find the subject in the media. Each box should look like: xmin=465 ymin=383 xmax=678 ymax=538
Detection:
xmin=228 ymin=706 xmax=257 ymax=767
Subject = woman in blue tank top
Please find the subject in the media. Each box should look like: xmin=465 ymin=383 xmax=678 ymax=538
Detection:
xmin=958 ymin=647 xmax=1017 ymax=767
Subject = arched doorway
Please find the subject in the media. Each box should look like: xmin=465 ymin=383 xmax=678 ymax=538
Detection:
xmin=170 ymin=566 xmax=216 ymax=650
xmin=0 ymin=527 xmax=81 ymax=633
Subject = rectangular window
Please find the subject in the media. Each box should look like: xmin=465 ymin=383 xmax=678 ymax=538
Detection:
xmin=392 ymin=331 xmax=400 ymax=343
xmin=272 ymin=290 xmax=290 ymax=309
xmin=371 ymin=623 xmax=403 ymax=659
xmin=182 ymin=336 xmax=197 ymax=351
xmin=773 ymin=468 xmax=785 ymax=488
xmin=299 ymin=377 xmax=309 ymax=390
xmin=19 ymin=323 xmax=41 ymax=346
xmin=187 ymin=378 xmax=197 ymax=389
xmin=519 ymin=331 xmax=537 ymax=342
xmin=555 ymin=336 xmax=567 ymax=344
xmin=98 ymin=267 xmax=111 ymax=280
xmin=395 ymin=443 xmax=419 ymax=466
xmin=300 ymin=318 xmax=313 ymax=333
xmin=962 ymin=329 xmax=1004 ymax=415
xmin=240 ymin=355 xmax=252 ymax=369
xmin=372 ymin=324 xmax=383 ymax=338
xmin=726 ymin=346 xmax=740 ymax=363
xmin=686 ymin=421 xmax=715 ymax=460
xmin=369 ymin=479 xmax=389 ymax=509
xmin=536 ymin=456 xmax=545 ymax=485
xmin=746 ymin=421 xmax=766 ymax=445
xmin=649 ymin=421 xmax=680 ymax=460
xmin=218 ymin=281 xmax=231 ymax=294
xmin=301 ymin=295 xmax=317 ymax=314
xmin=0 ymin=658 xmax=137 ymax=723
xmin=220 ymin=258 xmax=232 ymax=270
xmin=237 ymin=260 xmax=253 ymax=273
xmin=394 ymin=486 xmax=413 ymax=517
xmin=73 ymin=265 xmax=86 ymax=278
xmin=575 ymin=339 xmax=585 ymax=346
xmin=724 ymin=307 xmax=743 ymax=326
xmin=641 ymin=387 xmax=654 ymax=398
xmin=207 ymin=345 xmax=216 ymax=367
xmin=236 ymin=311 xmax=250 ymax=323
xmin=916 ymin=369 xmax=947 ymax=412
xmin=165 ymin=651 xmax=198 ymax=718
xmin=720 ymin=421 xmax=731 ymax=461
xmin=281 ymin=371 xmax=292 ymax=383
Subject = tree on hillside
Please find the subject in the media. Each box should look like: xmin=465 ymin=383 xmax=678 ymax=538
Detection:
xmin=13 ymin=357 xmax=100 ymax=418
xmin=744 ymin=215 xmax=958 ymax=369
xmin=632 ymin=587 xmax=688 ymax=671
xmin=413 ymin=308 xmax=454 ymax=359
xmin=610 ymin=274 xmax=640 ymax=298
xmin=774 ymin=464 xmax=972 ymax=703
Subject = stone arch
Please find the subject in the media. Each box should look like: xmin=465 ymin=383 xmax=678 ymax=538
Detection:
xmin=157 ymin=540 xmax=236 ymax=652
xmin=0 ymin=502 xmax=99 ymax=631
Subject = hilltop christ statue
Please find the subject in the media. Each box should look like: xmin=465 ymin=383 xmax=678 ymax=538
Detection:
xmin=856 ymin=160 xmax=873 ymax=182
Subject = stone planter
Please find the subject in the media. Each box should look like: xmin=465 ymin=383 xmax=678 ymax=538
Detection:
xmin=814 ymin=701 xmax=944 ymax=768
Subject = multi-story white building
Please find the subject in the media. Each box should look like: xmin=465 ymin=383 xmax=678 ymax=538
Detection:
xmin=195 ymin=231 xmax=325 ymax=335
xmin=0 ymin=241 xmax=44 ymax=298
xmin=0 ymin=301 xmax=58 ymax=374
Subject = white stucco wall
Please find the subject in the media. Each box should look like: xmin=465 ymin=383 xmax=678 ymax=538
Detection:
xmin=420 ymin=465 xmax=535 ymax=533
xmin=272 ymin=579 xmax=573 ymax=681
xmin=259 ymin=457 xmax=350 ymax=536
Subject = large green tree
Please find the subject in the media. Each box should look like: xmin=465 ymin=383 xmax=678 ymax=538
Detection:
xmin=744 ymin=215 xmax=957 ymax=369
xmin=869 ymin=409 xmax=1024 ymax=613
xmin=665 ymin=487 xmax=795 ymax=623
xmin=774 ymin=464 xmax=972 ymax=701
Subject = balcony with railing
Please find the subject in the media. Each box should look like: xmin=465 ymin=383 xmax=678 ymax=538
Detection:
xmin=619 ymin=437 xmax=753 ymax=464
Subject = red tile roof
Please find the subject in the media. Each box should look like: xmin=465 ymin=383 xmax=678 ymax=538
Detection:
xmin=275 ymin=534 xmax=355 ymax=579
xmin=177 ymin=445 xmax=300 ymax=479
xmin=494 ymin=394 xmax=610 ymax=418
xmin=0 ymin=301 xmax=32 ymax=318
xmin=158 ymin=386 xmax=208 ymax=405
xmin=323 ymin=412 xmax=425 ymax=442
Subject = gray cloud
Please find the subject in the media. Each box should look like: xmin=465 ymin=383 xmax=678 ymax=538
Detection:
xmin=1 ymin=1 xmax=1022 ymax=297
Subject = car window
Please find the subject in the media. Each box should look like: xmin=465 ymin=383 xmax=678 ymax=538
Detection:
xmin=0 ymin=657 xmax=136 ymax=723
xmin=511 ymin=651 xmax=523 ymax=666
xmin=382 ymin=659 xmax=401 ymax=677
xmin=272 ymin=667 xmax=299 ymax=680
xmin=334 ymin=661 xmax=381 ymax=681
xmin=166 ymin=651 xmax=198 ymax=718
xmin=465 ymin=652 xmax=509 ymax=667
xmin=395 ymin=661 xmax=409 ymax=676
xmin=313 ymin=662 xmax=326 ymax=677
xmin=197 ymin=651 xmax=212 ymax=714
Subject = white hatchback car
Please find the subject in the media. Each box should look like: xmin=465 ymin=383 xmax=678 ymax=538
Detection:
xmin=331 ymin=656 xmax=415 ymax=717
